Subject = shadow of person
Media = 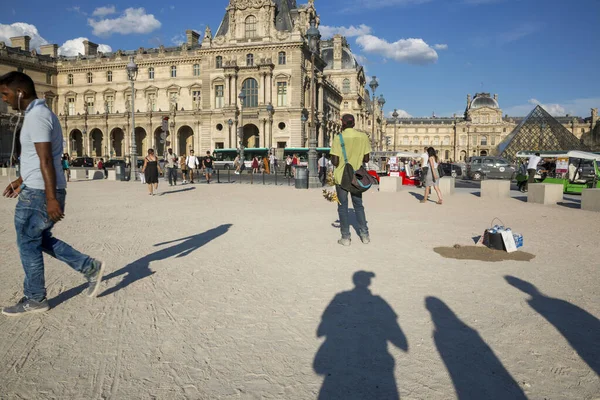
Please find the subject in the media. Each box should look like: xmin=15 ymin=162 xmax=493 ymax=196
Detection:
xmin=313 ymin=271 xmax=408 ymax=400
xmin=331 ymin=209 xmax=360 ymax=236
xmin=159 ymin=187 xmax=196 ymax=196
xmin=96 ymin=224 xmax=233 ymax=298
xmin=425 ymin=297 xmax=527 ymax=400
xmin=505 ymin=276 xmax=600 ymax=376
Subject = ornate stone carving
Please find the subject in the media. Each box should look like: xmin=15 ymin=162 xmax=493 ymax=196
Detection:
xmin=204 ymin=26 xmax=212 ymax=40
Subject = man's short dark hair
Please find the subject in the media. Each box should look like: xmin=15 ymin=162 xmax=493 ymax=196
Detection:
xmin=535 ymin=152 xmax=540 ymax=156
xmin=0 ymin=71 xmax=37 ymax=98
xmin=341 ymin=114 xmax=355 ymax=129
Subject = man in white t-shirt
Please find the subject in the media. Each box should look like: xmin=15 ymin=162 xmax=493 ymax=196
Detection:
xmin=526 ymin=152 xmax=542 ymax=190
xmin=186 ymin=150 xmax=199 ymax=183
xmin=269 ymin=153 xmax=276 ymax=174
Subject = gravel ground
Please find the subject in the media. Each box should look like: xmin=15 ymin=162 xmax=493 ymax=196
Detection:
xmin=0 ymin=179 xmax=598 ymax=400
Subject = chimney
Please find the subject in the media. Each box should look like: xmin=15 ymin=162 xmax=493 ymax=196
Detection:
xmin=333 ymin=35 xmax=343 ymax=70
xmin=467 ymin=94 xmax=472 ymax=107
xmin=10 ymin=36 xmax=31 ymax=51
xmin=83 ymin=40 xmax=99 ymax=56
xmin=186 ymin=30 xmax=200 ymax=47
xmin=494 ymin=94 xmax=498 ymax=101
xmin=40 ymin=44 xmax=58 ymax=58
xmin=592 ymin=108 xmax=598 ymax=126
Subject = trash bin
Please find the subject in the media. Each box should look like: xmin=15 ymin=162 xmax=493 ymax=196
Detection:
xmin=116 ymin=165 xmax=126 ymax=181
xmin=295 ymin=166 xmax=308 ymax=189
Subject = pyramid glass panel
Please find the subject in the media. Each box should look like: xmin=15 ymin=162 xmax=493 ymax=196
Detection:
xmin=498 ymin=105 xmax=589 ymax=161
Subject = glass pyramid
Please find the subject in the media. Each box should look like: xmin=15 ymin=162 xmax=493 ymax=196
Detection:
xmin=498 ymin=105 xmax=590 ymax=161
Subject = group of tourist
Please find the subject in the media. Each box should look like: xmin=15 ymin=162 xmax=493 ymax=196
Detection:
xmin=141 ymin=148 xmax=216 ymax=195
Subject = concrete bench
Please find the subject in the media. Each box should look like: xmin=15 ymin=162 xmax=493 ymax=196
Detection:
xmin=582 ymin=188 xmax=600 ymax=212
xmin=0 ymin=168 xmax=8 ymax=177
xmin=379 ymin=176 xmax=403 ymax=192
xmin=70 ymin=169 xmax=87 ymax=180
xmin=480 ymin=180 xmax=510 ymax=199
xmin=527 ymin=183 xmax=564 ymax=205
xmin=438 ymin=177 xmax=455 ymax=196
xmin=107 ymin=170 xmax=117 ymax=181
xmin=88 ymin=170 xmax=105 ymax=180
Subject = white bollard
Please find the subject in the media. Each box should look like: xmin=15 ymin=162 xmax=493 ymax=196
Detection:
xmin=379 ymin=176 xmax=403 ymax=192
xmin=527 ymin=183 xmax=564 ymax=205
xmin=582 ymin=188 xmax=600 ymax=212
xmin=480 ymin=180 xmax=510 ymax=199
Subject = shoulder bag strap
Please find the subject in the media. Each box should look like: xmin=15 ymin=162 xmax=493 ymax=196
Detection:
xmin=339 ymin=134 xmax=349 ymax=163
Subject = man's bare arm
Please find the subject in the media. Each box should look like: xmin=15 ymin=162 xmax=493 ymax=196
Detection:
xmin=35 ymin=142 xmax=64 ymax=222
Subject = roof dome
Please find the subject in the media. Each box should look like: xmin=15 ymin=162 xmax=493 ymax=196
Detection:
xmin=471 ymin=93 xmax=499 ymax=109
xmin=320 ymin=44 xmax=359 ymax=70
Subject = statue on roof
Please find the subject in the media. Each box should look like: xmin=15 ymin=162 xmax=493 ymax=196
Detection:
xmin=204 ymin=26 xmax=212 ymax=40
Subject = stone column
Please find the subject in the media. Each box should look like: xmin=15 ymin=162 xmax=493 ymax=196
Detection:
xmin=259 ymin=73 xmax=266 ymax=105
xmin=225 ymin=74 xmax=230 ymax=106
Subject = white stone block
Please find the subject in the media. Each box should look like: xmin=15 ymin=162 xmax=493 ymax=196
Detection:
xmin=582 ymin=188 xmax=600 ymax=212
xmin=527 ymin=183 xmax=564 ymax=205
xmin=89 ymin=170 xmax=104 ymax=180
xmin=70 ymin=169 xmax=87 ymax=180
xmin=0 ymin=168 xmax=7 ymax=176
xmin=107 ymin=170 xmax=117 ymax=181
xmin=438 ymin=177 xmax=455 ymax=196
xmin=480 ymin=180 xmax=510 ymax=199
xmin=379 ymin=176 xmax=403 ymax=192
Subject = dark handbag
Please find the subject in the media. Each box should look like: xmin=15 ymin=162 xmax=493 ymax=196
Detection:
xmin=339 ymin=134 xmax=376 ymax=194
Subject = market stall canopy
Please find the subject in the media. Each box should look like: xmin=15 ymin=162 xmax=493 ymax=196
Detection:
xmin=498 ymin=105 xmax=590 ymax=161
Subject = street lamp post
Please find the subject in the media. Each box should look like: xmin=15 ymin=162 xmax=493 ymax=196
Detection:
xmin=228 ymin=119 xmax=233 ymax=149
xmin=378 ymin=94 xmax=386 ymax=151
xmin=266 ymin=103 xmax=274 ymax=150
xmin=392 ymin=109 xmax=399 ymax=151
xmin=238 ymin=91 xmax=246 ymax=168
xmin=466 ymin=120 xmax=472 ymax=162
xmin=369 ymin=76 xmax=379 ymax=149
xmin=126 ymin=56 xmax=138 ymax=181
xmin=307 ymin=18 xmax=321 ymax=188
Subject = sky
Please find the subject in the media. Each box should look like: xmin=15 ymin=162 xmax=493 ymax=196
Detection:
xmin=1 ymin=0 xmax=598 ymax=119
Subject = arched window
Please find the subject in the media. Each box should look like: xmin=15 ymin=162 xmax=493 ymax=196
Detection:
xmin=278 ymin=52 xmax=286 ymax=65
xmin=342 ymin=79 xmax=350 ymax=94
xmin=171 ymin=66 xmax=177 ymax=78
xmin=148 ymin=67 xmax=155 ymax=80
xmin=246 ymin=54 xmax=254 ymax=67
xmin=423 ymin=136 xmax=430 ymax=145
xmin=413 ymin=136 xmax=419 ymax=144
xmin=216 ymin=56 xmax=223 ymax=68
xmin=193 ymin=64 xmax=200 ymax=76
xmin=481 ymin=136 xmax=488 ymax=146
xmin=106 ymin=71 xmax=112 ymax=82
xmin=67 ymin=74 xmax=73 ymax=85
xmin=242 ymin=78 xmax=258 ymax=108
xmin=443 ymin=136 xmax=450 ymax=145
xmin=245 ymin=16 xmax=257 ymax=38
xmin=403 ymin=136 xmax=409 ymax=145
xmin=460 ymin=136 xmax=467 ymax=146
xmin=433 ymin=137 xmax=440 ymax=145
xmin=87 ymin=72 xmax=93 ymax=84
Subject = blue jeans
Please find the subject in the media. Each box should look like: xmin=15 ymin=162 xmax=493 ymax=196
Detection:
xmin=168 ymin=168 xmax=177 ymax=185
xmin=15 ymin=187 xmax=94 ymax=302
xmin=336 ymin=185 xmax=369 ymax=239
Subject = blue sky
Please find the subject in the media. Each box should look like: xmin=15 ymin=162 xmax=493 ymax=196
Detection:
xmin=1 ymin=0 xmax=599 ymax=118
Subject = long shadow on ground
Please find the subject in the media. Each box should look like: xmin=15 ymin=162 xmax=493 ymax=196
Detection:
xmin=506 ymin=276 xmax=600 ymax=376
xmin=426 ymin=296 xmax=527 ymax=399
xmin=48 ymin=224 xmax=232 ymax=308
xmin=313 ymin=271 xmax=408 ymax=400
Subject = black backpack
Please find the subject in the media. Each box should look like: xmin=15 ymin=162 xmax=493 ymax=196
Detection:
xmin=339 ymin=134 xmax=376 ymax=194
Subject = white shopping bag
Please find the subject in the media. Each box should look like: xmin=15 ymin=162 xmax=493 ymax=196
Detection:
xmin=500 ymin=231 xmax=518 ymax=253
xmin=139 ymin=172 xmax=146 ymax=184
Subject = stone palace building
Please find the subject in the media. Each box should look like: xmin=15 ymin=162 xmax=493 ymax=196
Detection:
xmin=0 ymin=0 xmax=375 ymax=162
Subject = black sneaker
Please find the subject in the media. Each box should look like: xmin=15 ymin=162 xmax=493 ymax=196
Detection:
xmin=86 ymin=260 xmax=106 ymax=298
xmin=2 ymin=297 xmax=49 ymax=317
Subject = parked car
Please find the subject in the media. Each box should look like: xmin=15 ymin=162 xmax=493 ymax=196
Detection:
xmin=440 ymin=163 xmax=465 ymax=178
xmin=103 ymin=159 xmax=126 ymax=168
xmin=70 ymin=157 xmax=94 ymax=167
xmin=467 ymin=157 xmax=516 ymax=180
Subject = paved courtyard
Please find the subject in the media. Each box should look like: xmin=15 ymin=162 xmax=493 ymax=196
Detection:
xmin=0 ymin=179 xmax=598 ymax=399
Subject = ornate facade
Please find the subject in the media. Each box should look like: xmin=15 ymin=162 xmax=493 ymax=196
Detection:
xmin=1 ymin=0 xmax=351 ymax=163
xmin=385 ymin=93 xmax=600 ymax=161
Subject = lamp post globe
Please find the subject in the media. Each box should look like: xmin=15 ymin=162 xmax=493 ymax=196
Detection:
xmin=369 ymin=76 xmax=379 ymax=94
xmin=126 ymin=56 xmax=138 ymax=182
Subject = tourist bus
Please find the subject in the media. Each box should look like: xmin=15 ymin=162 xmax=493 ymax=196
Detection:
xmin=213 ymin=148 xmax=269 ymax=169
xmin=282 ymin=148 xmax=331 ymax=166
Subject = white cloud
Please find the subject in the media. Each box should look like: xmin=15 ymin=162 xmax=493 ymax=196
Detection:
xmin=67 ymin=6 xmax=88 ymax=16
xmin=92 ymin=6 xmax=117 ymax=17
xmin=434 ymin=44 xmax=448 ymax=50
xmin=58 ymin=37 xmax=112 ymax=56
xmin=319 ymin=24 xmax=372 ymax=39
xmin=88 ymin=7 xmax=161 ymax=37
xmin=0 ymin=22 xmax=48 ymax=50
xmin=171 ymin=33 xmax=186 ymax=46
xmin=354 ymin=54 xmax=368 ymax=65
xmin=503 ymin=98 xmax=600 ymax=117
xmin=356 ymin=35 xmax=438 ymax=65
xmin=388 ymin=109 xmax=413 ymax=118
